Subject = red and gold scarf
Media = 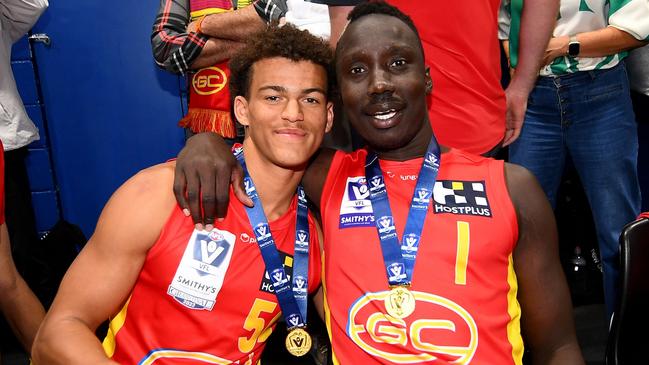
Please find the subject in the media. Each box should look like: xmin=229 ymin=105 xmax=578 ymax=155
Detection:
xmin=179 ymin=0 xmax=237 ymax=137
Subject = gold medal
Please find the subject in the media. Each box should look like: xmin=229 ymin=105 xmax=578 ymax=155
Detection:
xmin=385 ymin=286 xmax=416 ymax=319
xmin=285 ymin=327 xmax=312 ymax=357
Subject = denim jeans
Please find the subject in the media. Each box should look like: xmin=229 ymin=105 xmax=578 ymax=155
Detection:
xmin=509 ymin=63 xmax=641 ymax=317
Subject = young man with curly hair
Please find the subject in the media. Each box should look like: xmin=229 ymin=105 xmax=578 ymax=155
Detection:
xmin=32 ymin=25 xmax=333 ymax=365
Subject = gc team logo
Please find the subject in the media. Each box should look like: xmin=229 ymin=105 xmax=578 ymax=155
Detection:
xmin=192 ymin=66 xmax=227 ymax=95
xmin=347 ymin=291 xmax=478 ymax=364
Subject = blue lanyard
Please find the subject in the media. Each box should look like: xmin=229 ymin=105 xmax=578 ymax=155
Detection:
xmin=235 ymin=148 xmax=310 ymax=329
xmin=365 ymin=137 xmax=441 ymax=286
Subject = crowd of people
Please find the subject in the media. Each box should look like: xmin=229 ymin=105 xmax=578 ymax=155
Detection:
xmin=1 ymin=0 xmax=648 ymax=364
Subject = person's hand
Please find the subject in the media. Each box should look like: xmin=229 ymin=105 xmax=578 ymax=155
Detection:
xmin=543 ymin=35 xmax=569 ymax=66
xmin=173 ymin=133 xmax=252 ymax=230
xmin=502 ymin=82 xmax=529 ymax=147
xmin=253 ymin=0 xmax=288 ymax=24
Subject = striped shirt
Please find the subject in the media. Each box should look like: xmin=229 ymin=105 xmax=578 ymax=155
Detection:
xmin=499 ymin=0 xmax=649 ymax=76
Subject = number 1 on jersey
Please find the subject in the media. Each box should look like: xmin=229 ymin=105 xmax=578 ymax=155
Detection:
xmin=455 ymin=221 xmax=470 ymax=285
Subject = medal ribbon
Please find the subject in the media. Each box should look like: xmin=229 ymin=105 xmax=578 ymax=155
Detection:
xmin=234 ymin=148 xmax=309 ymax=329
xmin=365 ymin=137 xmax=441 ymax=286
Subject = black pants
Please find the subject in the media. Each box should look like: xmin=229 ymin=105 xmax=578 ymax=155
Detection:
xmin=3 ymin=147 xmax=39 ymax=273
xmin=0 ymin=147 xmax=40 ymax=355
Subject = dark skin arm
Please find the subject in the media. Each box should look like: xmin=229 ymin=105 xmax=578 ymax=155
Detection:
xmin=174 ymin=134 xmax=332 ymax=319
xmin=506 ymin=163 xmax=584 ymax=364
xmin=174 ymin=132 xmax=337 ymax=227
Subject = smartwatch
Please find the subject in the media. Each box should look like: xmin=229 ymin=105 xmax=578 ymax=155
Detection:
xmin=567 ymin=36 xmax=580 ymax=57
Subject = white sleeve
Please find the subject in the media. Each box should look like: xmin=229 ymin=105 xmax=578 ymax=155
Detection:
xmin=498 ymin=0 xmax=512 ymax=40
xmin=608 ymin=0 xmax=649 ymax=41
xmin=0 ymin=0 xmax=49 ymax=43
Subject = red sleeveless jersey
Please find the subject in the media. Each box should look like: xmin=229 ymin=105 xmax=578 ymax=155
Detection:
xmin=321 ymin=149 xmax=522 ymax=364
xmin=102 ymin=191 xmax=321 ymax=365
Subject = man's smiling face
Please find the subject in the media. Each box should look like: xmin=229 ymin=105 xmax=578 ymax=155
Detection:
xmin=335 ymin=13 xmax=430 ymax=155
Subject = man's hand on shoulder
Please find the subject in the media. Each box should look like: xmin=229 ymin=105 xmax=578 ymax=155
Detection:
xmin=174 ymin=133 xmax=252 ymax=230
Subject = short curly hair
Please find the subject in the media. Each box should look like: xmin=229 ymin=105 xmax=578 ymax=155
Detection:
xmin=229 ymin=25 xmax=334 ymax=101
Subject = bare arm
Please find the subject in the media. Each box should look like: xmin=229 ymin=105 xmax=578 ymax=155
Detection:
xmin=194 ymin=5 xmax=265 ymax=42
xmin=185 ymin=5 xmax=264 ymax=68
xmin=174 ymin=133 xmax=251 ymax=229
xmin=543 ymin=27 xmax=648 ymax=65
xmin=506 ymin=163 xmax=584 ymax=364
xmin=32 ymin=164 xmax=177 ymax=365
xmin=174 ymin=132 xmax=336 ymax=228
xmin=502 ymin=0 xmax=558 ymax=147
xmin=0 ymin=223 xmax=45 ymax=353
xmin=151 ymin=0 xmax=263 ymax=73
xmin=188 ymin=38 xmax=247 ymax=69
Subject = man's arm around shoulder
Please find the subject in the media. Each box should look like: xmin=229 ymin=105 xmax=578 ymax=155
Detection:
xmin=505 ymin=163 xmax=585 ymax=364
xmin=32 ymin=163 xmax=178 ymax=365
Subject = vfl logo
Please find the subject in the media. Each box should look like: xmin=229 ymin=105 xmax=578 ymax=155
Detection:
xmin=192 ymin=66 xmax=227 ymax=96
xmin=271 ymin=268 xmax=288 ymax=287
xmin=244 ymin=177 xmax=256 ymax=196
xmin=348 ymin=179 xmax=370 ymax=201
xmin=369 ymin=176 xmax=384 ymax=191
xmin=200 ymin=240 xmax=225 ymax=265
xmin=424 ymin=153 xmax=440 ymax=169
xmin=401 ymin=233 xmax=420 ymax=252
xmin=347 ymin=291 xmax=479 ymax=364
xmin=295 ymin=230 xmax=309 ymax=248
xmin=293 ymin=275 xmax=307 ymax=293
xmin=377 ymin=216 xmax=395 ymax=234
xmin=292 ymin=336 xmax=305 ymax=348
xmin=192 ymin=233 xmax=231 ymax=269
xmin=255 ymin=223 xmax=272 ymax=242
xmin=298 ymin=189 xmax=307 ymax=204
xmin=287 ymin=314 xmax=301 ymax=327
xmin=388 ymin=263 xmax=406 ymax=281
xmin=413 ymin=188 xmax=431 ymax=206
xmin=340 ymin=177 xmax=375 ymax=228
